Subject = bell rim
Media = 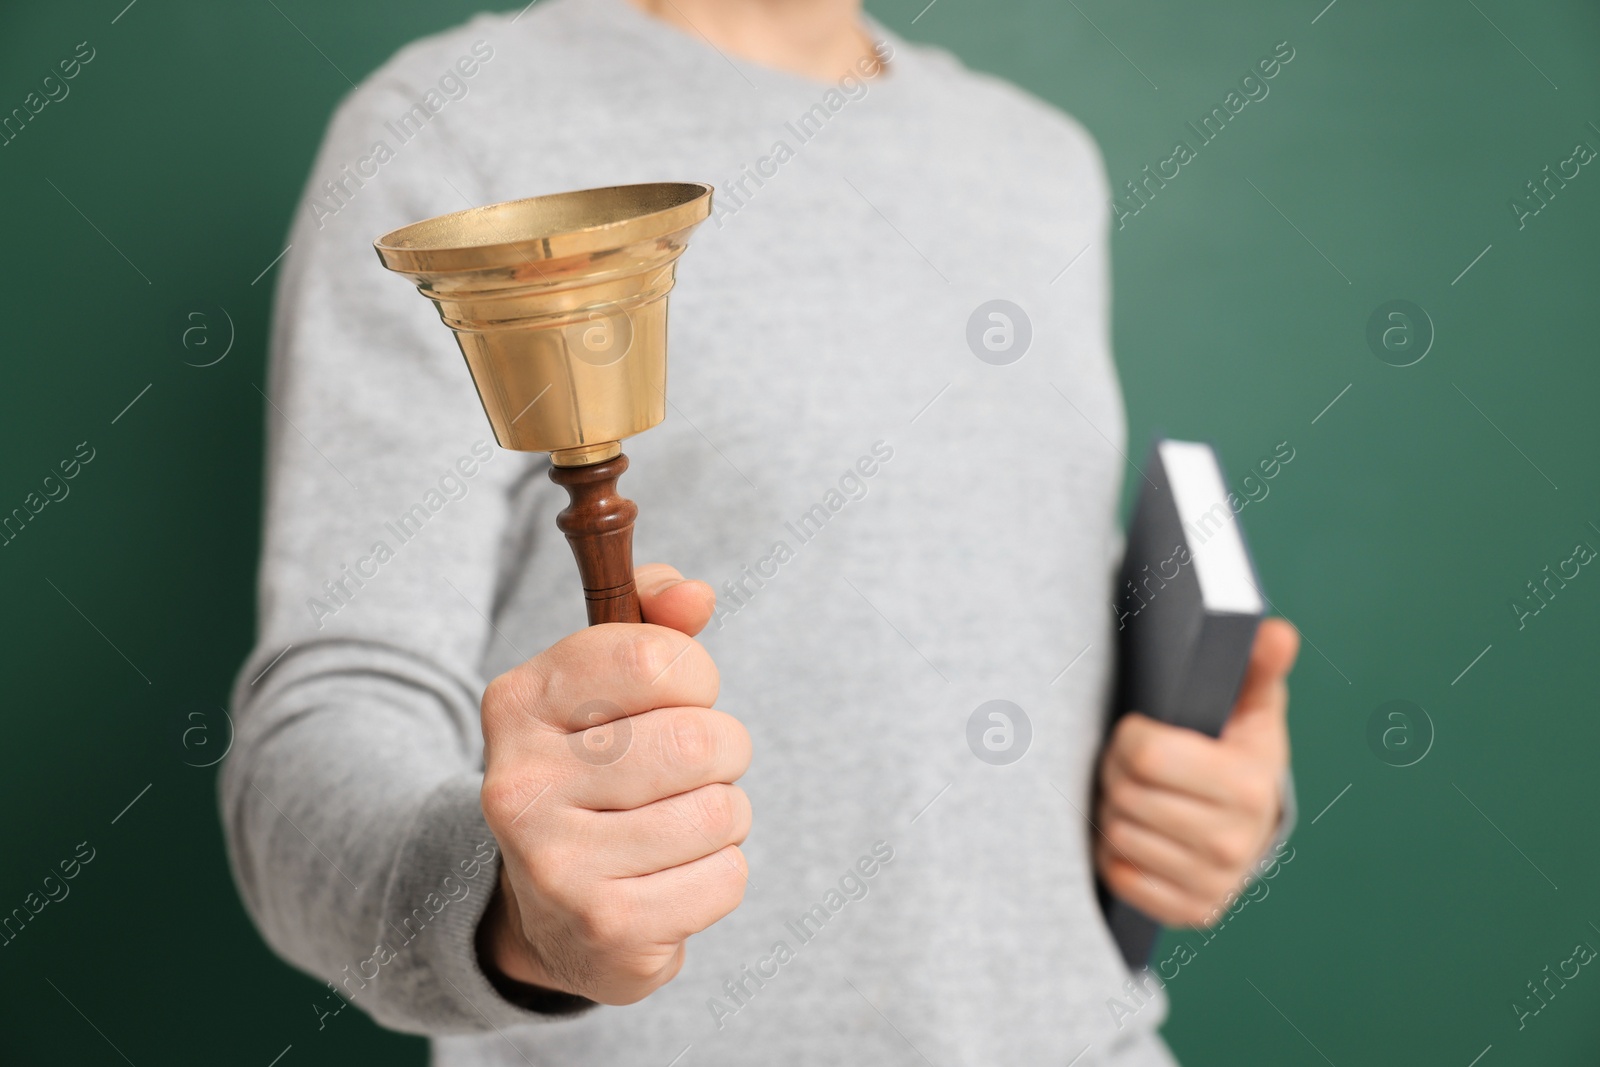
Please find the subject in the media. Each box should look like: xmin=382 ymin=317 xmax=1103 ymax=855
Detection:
xmin=373 ymin=182 xmax=713 ymax=276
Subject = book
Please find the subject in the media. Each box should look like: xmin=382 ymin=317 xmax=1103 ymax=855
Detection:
xmin=1099 ymin=439 xmax=1266 ymax=970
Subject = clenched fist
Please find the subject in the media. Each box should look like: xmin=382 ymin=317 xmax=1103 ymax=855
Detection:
xmin=476 ymin=564 xmax=750 ymax=1005
xmin=1095 ymin=618 xmax=1299 ymax=927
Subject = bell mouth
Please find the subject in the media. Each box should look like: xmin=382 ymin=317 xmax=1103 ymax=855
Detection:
xmin=373 ymin=182 xmax=713 ymax=275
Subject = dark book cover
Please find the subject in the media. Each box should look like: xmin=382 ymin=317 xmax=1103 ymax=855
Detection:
xmin=1099 ymin=439 xmax=1266 ymax=970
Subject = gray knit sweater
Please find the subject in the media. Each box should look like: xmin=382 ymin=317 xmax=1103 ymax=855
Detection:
xmin=224 ymin=1 xmax=1191 ymax=1063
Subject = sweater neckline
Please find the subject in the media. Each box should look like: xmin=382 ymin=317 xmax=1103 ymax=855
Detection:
xmin=584 ymin=0 xmax=909 ymax=97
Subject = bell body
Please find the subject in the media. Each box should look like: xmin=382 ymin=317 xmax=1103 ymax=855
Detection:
xmin=374 ymin=182 xmax=712 ymax=464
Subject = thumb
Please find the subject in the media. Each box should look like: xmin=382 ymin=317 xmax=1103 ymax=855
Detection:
xmin=1220 ymin=617 xmax=1299 ymax=753
xmin=635 ymin=563 xmax=717 ymax=637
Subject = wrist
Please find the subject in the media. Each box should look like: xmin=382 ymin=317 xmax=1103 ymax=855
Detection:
xmin=477 ymin=867 xmax=558 ymax=991
xmin=475 ymin=867 xmax=597 ymax=1015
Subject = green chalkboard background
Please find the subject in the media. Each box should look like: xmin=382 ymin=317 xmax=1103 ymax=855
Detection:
xmin=2 ymin=1 xmax=1597 ymax=1064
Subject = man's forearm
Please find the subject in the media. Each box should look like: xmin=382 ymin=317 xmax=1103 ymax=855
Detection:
xmin=223 ymin=647 xmax=536 ymax=1034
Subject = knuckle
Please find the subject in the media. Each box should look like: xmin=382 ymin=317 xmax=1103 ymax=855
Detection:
xmin=481 ymin=674 xmax=510 ymax=715
xmin=711 ymin=847 xmax=750 ymax=905
xmin=695 ymin=786 xmax=737 ymax=841
xmin=480 ymin=774 xmax=527 ymax=830
xmin=624 ymin=629 xmax=681 ymax=685
xmin=483 ymin=664 xmax=553 ymax=735
xmin=480 ymin=673 xmax=520 ymax=730
xmin=1127 ymin=735 xmax=1167 ymax=782
xmin=725 ymin=714 xmax=751 ymax=753
xmin=732 ymin=787 xmax=753 ymax=838
xmin=1116 ymin=714 xmax=1153 ymax=747
xmin=665 ymin=709 xmax=718 ymax=769
xmin=700 ymin=650 xmax=722 ymax=701
xmin=725 ymin=844 xmax=750 ymax=883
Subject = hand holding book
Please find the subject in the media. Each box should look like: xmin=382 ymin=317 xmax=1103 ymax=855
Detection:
xmin=1095 ymin=439 xmax=1300 ymax=967
xmin=1094 ymin=619 xmax=1298 ymax=937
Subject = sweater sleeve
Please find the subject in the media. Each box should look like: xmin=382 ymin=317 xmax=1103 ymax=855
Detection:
xmin=219 ymin=77 xmax=579 ymax=1035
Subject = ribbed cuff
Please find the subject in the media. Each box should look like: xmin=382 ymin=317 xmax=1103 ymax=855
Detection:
xmin=360 ymin=774 xmax=595 ymax=1033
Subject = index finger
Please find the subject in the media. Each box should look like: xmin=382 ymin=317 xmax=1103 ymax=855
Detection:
xmin=1106 ymin=713 xmax=1243 ymax=807
xmin=487 ymin=622 xmax=720 ymax=738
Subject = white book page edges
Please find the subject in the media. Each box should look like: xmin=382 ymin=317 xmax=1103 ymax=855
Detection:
xmin=1159 ymin=440 xmax=1264 ymax=615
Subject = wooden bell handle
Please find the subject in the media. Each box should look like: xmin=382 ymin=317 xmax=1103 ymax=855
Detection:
xmin=548 ymin=454 xmax=642 ymax=626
